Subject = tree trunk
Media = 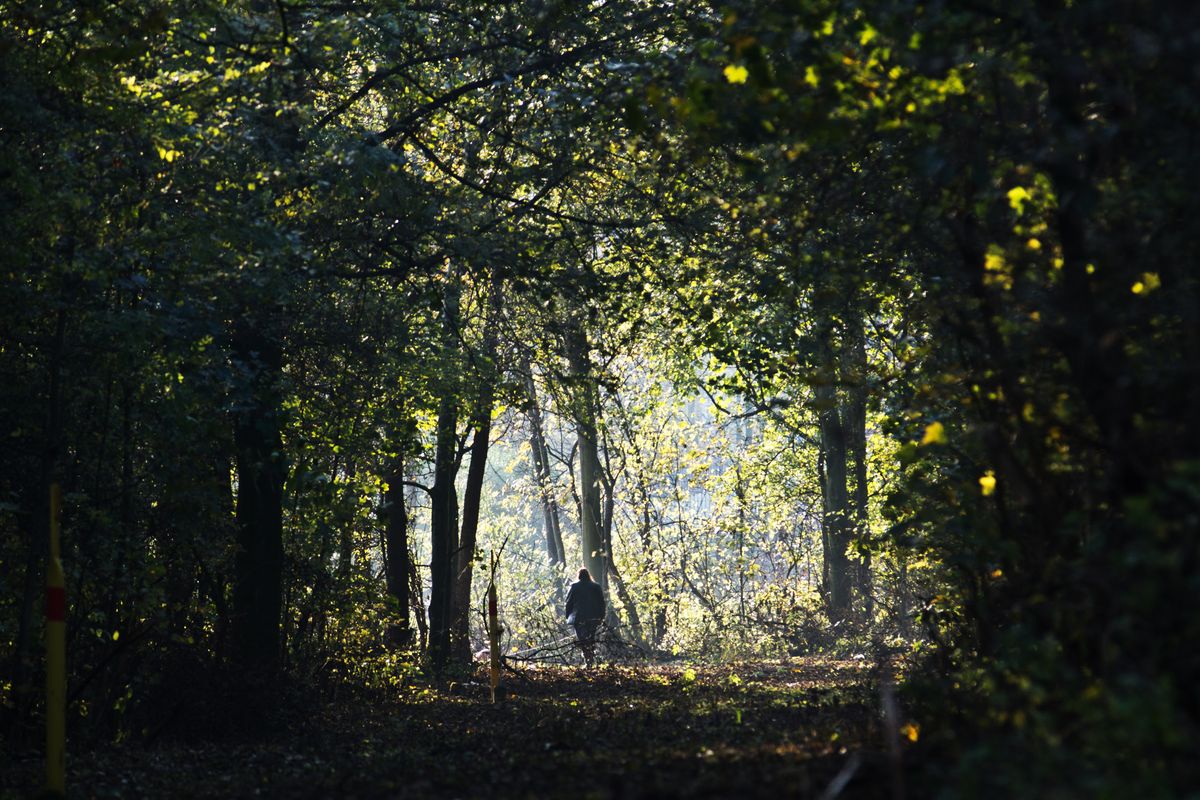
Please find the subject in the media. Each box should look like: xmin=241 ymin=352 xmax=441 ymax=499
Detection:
xmin=523 ymin=359 xmax=566 ymax=566
xmin=428 ymin=274 xmax=463 ymax=671
xmin=633 ymin=470 xmax=667 ymax=646
xmin=600 ymin=467 xmax=644 ymax=646
xmin=566 ymin=323 xmax=606 ymax=593
xmin=231 ymin=321 xmax=286 ymax=672
xmin=409 ymin=537 xmax=428 ymax=653
xmin=383 ymin=448 xmax=412 ymax=646
xmin=843 ymin=317 xmax=872 ymax=620
xmin=451 ymin=382 xmax=494 ymax=665
xmin=428 ymin=391 xmax=459 ymax=671
xmin=816 ymin=356 xmax=853 ymax=624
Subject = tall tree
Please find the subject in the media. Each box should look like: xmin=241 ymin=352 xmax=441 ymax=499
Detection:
xmin=230 ymin=318 xmax=287 ymax=670
xmin=427 ymin=278 xmax=462 ymax=671
xmin=450 ymin=282 xmax=500 ymax=665
xmin=565 ymin=320 xmax=607 ymax=594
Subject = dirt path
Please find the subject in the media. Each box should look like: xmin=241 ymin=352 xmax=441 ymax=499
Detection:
xmin=3 ymin=658 xmax=894 ymax=799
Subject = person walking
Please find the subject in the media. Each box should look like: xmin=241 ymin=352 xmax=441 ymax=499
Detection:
xmin=564 ymin=568 xmax=605 ymax=667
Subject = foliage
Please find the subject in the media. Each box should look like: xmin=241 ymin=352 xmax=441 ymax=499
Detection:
xmin=1 ymin=0 xmax=1197 ymax=795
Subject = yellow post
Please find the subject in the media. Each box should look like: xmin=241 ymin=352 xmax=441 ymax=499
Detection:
xmin=46 ymin=482 xmax=66 ymax=797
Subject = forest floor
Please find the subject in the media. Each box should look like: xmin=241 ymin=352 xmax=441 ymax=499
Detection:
xmin=4 ymin=656 xmax=907 ymax=799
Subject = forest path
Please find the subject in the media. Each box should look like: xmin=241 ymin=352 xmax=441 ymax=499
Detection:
xmin=12 ymin=657 xmax=895 ymax=799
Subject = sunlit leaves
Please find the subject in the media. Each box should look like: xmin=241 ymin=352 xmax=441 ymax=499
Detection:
xmin=1006 ymin=186 xmax=1032 ymax=215
xmin=723 ymin=64 xmax=750 ymax=84
xmin=1131 ymin=273 xmax=1161 ymax=295
xmin=920 ymin=421 xmax=946 ymax=446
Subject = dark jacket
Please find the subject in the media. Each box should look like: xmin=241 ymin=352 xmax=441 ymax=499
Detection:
xmin=565 ymin=578 xmax=605 ymax=624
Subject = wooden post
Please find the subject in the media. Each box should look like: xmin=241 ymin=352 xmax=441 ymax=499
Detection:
xmin=46 ymin=482 xmax=66 ymax=796
xmin=487 ymin=552 xmax=501 ymax=703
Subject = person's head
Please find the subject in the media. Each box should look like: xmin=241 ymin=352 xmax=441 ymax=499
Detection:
xmin=577 ymin=567 xmax=591 ymax=582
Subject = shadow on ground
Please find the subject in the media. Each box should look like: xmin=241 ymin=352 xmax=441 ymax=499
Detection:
xmin=3 ymin=657 xmax=902 ymax=799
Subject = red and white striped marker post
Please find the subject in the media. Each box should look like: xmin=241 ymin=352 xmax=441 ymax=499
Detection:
xmin=46 ymin=483 xmax=66 ymax=796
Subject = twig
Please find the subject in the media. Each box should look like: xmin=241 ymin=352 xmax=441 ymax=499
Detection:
xmin=817 ymin=753 xmax=862 ymax=800
xmin=879 ymin=648 xmax=907 ymax=800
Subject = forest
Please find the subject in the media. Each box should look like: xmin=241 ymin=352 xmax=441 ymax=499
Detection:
xmin=1 ymin=1 xmax=1197 ymax=797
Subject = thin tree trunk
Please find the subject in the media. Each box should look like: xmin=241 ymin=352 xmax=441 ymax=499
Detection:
xmin=606 ymin=562 xmax=645 ymax=646
xmin=523 ymin=359 xmax=566 ymax=566
xmin=409 ymin=542 xmax=428 ymax=653
xmin=735 ymin=465 xmax=748 ymax=638
xmin=566 ymin=322 xmax=606 ymax=593
xmin=231 ymin=320 xmax=286 ymax=672
xmin=209 ymin=450 xmax=236 ymax=661
xmin=633 ymin=470 xmax=666 ymax=646
xmin=451 ymin=280 xmax=502 ymax=665
xmin=428 ymin=392 xmax=459 ymax=671
xmin=816 ymin=350 xmax=853 ymax=624
xmin=383 ymin=448 xmax=412 ymax=646
xmin=451 ymin=384 xmax=494 ymax=665
xmin=600 ymin=466 xmax=644 ymax=646
xmin=843 ymin=317 xmax=872 ymax=620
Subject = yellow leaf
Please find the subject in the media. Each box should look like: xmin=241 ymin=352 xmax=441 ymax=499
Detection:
xmin=804 ymin=66 xmax=819 ymax=88
xmin=1026 ymin=238 xmax=1041 ymax=250
xmin=920 ymin=421 xmax=946 ymax=445
xmin=859 ymin=25 xmax=877 ymax=47
xmin=1006 ymin=186 xmax=1031 ymax=214
xmin=723 ymin=64 xmax=749 ymax=84
xmin=984 ymin=252 xmax=1005 ymax=272
xmin=900 ymin=722 xmax=919 ymax=742
xmin=979 ymin=471 xmax=997 ymax=496
xmin=1132 ymin=272 xmax=1161 ymax=295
